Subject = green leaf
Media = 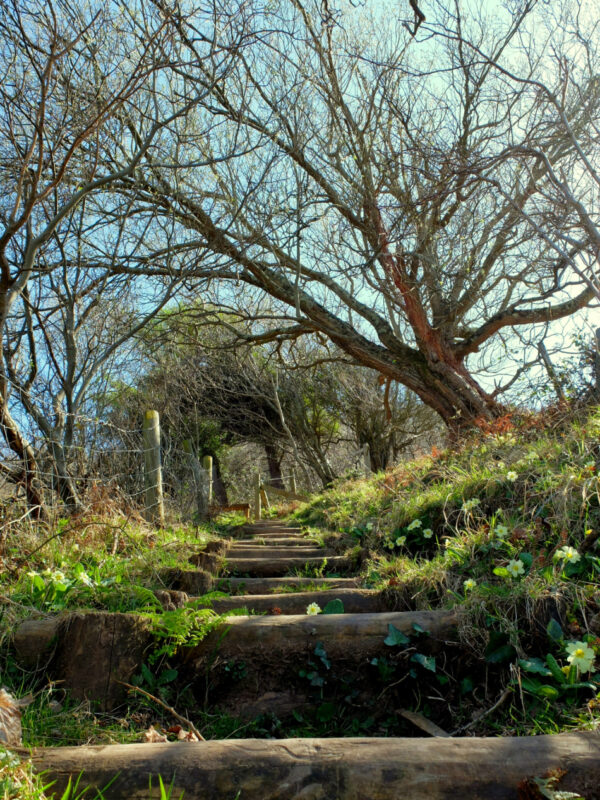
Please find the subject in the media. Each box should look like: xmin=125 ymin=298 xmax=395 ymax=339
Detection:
xmin=547 ymin=618 xmax=564 ymax=643
xmin=536 ymin=685 xmax=560 ymax=699
xmin=316 ymin=702 xmax=336 ymax=723
xmin=519 ymin=552 xmax=533 ymax=569
xmin=460 ymin=677 xmax=474 ymax=695
xmin=545 ymin=653 xmax=566 ymax=684
xmin=158 ymin=668 xmax=178 ymax=685
xmin=519 ymin=658 xmax=551 ymax=676
xmin=140 ymin=662 xmax=156 ymax=689
xmin=486 ymin=644 xmax=516 ymax=664
xmin=384 ymin=624 xmax=410 ymax=647
xmin=493 ymin=567 xmax=509 ymax=578
xmin=307 ymin=671 xmax=324 ymax=688
xmin=314 ymin=642 xmax=330 ymax=669
xmin=322 ymin=599 xmax=344 ymax=615
xmin=412 ymin=623 xmax=428 ymax=634
xmin=411 ymin=653 xmax=436 ymax=672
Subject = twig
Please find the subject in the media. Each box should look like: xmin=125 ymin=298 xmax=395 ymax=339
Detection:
xmin=116 ymin=680 xmax=205 ymax=741
xmin=450 ymin=686 xmax=513 ymax=736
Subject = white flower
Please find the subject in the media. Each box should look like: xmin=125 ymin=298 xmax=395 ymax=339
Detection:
xmin=463 ymin=578 xmax=476 ymax=591
xmin=506 ymin=471 xmax=518 ymax=482
xmin=566 ymin=641 xmax=596 ymax=673
xmin=554 ymin=546 xmax=581 ymax=564
xmin=26 ymin=570 xmax=39 ymax=579
xmin=52 ymin=571 xmax=66 ymax=582
xmin=72 ymin=544 xmax=80 ymax=552
xmin=422 ymin=528 xmax=434 ymax=539
xmin=506 ymin=559 xmax=525 ymax=578
xmin=494 ymin=524 xmax=509 ymax=539
xmin=306 ymin=603 xmax=321 ymax=616
xmin=395 ymin=536 xmax=406 ymax=547
xmin=407 ymin=519 xmax=422 ymax=531
xmin=78 ymin=572 xmax=94 ymax=587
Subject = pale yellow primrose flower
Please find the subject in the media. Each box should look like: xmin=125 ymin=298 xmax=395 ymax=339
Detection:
xmin=306 ymin=602 xmax=322 ymax=616
xmin=566 ymin=641 xmax=596 ymax=673
xmin=395 ymin=536 xmax=406 ymax=546
xmin=423 ymin=528 xmax=434 ymax=539
xmin=554 ymin=546 xmax=581 ymax=564
xmin=506 ymin=559 xmax=524 ymax=578
xmin=494 ymin=524 xmax=509 ymax=539
xmin=506 ymin=471 xmax=518 ymax=482
xmin=463 ymin=578 xmax=476 ymax=591
xmin=407 ymin=519 xmax=422 ymax=531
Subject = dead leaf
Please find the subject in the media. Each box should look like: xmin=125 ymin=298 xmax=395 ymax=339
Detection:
xmin=0 ymin=688 xmax=30 ymax=746
xmin=142 ymin=724 xmax=168 ymax=743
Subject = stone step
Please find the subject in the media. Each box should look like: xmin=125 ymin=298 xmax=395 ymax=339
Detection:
xmin=217 ymin=576 xmax=361 ymax=594
xmin=200 ymin=588 xmax=386 ymax=614
xmin=30 ymin=733 xmax=600 ymax=800
xmin=224 ymin=555 xmax=351 ymax=577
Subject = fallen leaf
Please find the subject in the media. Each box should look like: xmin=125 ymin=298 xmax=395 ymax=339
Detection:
xmin=0 ymin=688 xmax=31 ymax=746
xmin=142 ymin=724 xmax=168 ymax=743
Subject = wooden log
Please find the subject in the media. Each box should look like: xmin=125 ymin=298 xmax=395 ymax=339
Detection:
xmin=143 ymin=410 xmax=164 ymax=526
xmin=187 ymin=609 xmax=458 ymax=662
xmin=28 ymin=733 xmax=600 ymax=800
xmin=226 ymin=545 xmax=332 ymax=559
xmin=233 ymin=537 xmax=319 ymax=546
xmin=224 ymin=555 xmax=351 ymax=577
xmin=201 ymin=589 xmax=386 ymax=615
xmin=218 ymin=576 xmax=361 ymax=594
xmin=160 ymin=568 xmax=213 ymax=595
xmin=14 ymin=612 xmax=154 ymax=710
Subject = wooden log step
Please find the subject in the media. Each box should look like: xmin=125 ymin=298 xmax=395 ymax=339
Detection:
xmin=28 ymin=732 xmax=600 ymax=800
xmin=224 ymin=555 xmax=351 ymax=577
xmin=226 ymin=545 xmax=332 ymax=559
xmin=239 ymin=525 xmax=301 ymax=535
xmin=217 ymin=576 xmax=361 ymax=594
xmin=199 ymin=588 xmax=386 ymax=615
xmin=234 ymin=537 xmax=318 ymax=545
xmin=188 ymin=609 xmax=457 ymax=661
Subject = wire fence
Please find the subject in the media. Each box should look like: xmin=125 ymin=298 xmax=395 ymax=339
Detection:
xmin=0 ymin=410 xmax=212 ymax=529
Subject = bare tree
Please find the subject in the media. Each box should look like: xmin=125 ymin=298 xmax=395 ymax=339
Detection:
xmin=118 ymin=0 xmax=597 ymax=432
xmin=0 ymin=0 xmax=245 ymax=512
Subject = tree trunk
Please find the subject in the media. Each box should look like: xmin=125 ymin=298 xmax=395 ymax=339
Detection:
xmin=0 ymin=397 xmax=46 ymax=518
xmin=212 ymin=453 xmax=228 ymax=506
xmin=264 ymin=443 xmax=285 ymax=488
xmin=50 ymin=443 xmax=82 ymax=511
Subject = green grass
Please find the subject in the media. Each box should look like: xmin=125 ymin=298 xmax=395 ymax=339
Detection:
xmin=290 ymin=404 xmax=600 ymax=735
xmin=2 ymin=404 xmax=600 ymax=770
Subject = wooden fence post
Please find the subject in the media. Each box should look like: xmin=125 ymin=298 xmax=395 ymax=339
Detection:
xmin=254 ymin=470 xmax=262 ymax=521
xmin=363 ymin=443 xmax=371 ymax=477
xmin=202 ymin=455 xmax=213 ymax=507
xmin=143 ymin=410 xmax=164 ymax=526
xmin=183 ymin=440 xmax=208 ymax=521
